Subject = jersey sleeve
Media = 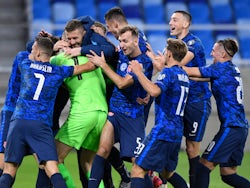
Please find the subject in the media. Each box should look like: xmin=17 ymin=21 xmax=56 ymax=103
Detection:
xmin=81 ymin=33 xmax=116 ymax=58
xmin=199 ymin=63 xmax=222 ymax=78
xmin=155 ymin=68 xmax=170 ymax=92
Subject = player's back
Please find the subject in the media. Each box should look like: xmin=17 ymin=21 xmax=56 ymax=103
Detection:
xmin=201 ymin=61 xmax=248 ymax=128
xmin=13 ymin=59 xmax=73 ymax=126
xmin=153 ymin=65 xmax=189 ymax=142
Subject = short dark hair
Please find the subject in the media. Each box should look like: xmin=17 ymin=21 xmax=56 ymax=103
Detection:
xmin=49 ymin=35 xmax=60 ymax=44
xmin=166 ymin=38 xmax=188 ymax=62
xmin=65 ymin=19 xmax=84 ymax=32
xmin=35 ymin=36 xmax=54 ymax=57
xmin=119 ymin=25 xmax=139 ymax=38
xmin=104 ymin=6 xmax=127 ymax=23
xmin=174 ymin=10 xmax=192 ymax=23
xmin=217 ymin=38 xmax=239 ymax=57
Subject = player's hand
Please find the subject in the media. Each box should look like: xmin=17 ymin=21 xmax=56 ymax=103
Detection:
xmin=39 ymin=30 xmax=53 ymax=37
xmin=54 ymin=40 xmax=69 ymax=52
xmin=129 ymin=60 xmax=143 ymax=75
xmin=152 ymin=52 xmax=165 ymax=72
xmin=146 ymin=42 xmax=156 ymax=60
xmin=64 ymin=47 xmax=81 ymax=58
xmin=137 ymin=94 xmax=150 ymax=105
xmin=86 ymin=50 xmax=106 ymax=68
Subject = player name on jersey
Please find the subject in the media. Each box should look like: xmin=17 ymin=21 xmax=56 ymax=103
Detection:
xmin=30 ymin=63 xmax=52 ymax=73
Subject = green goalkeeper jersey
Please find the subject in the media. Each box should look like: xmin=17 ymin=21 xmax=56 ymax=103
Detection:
xmin=50 ymin=53 xmax=108 ymax=114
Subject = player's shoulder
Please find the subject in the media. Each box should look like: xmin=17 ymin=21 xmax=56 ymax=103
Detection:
xmin=185 ymin=33 xmax=202 ymax=45
xmin=16 ymin=51 xmax=29 ymax=60
xmin=137 ymin=53 xmax=151 ymax=62
xmin=17 ymin=50 xmax=29 ymax=56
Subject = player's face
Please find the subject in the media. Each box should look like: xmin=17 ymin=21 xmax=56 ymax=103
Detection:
xmin=66 ymin=28 xmax=85 ymax=48
xmin=211 ymin=43 xmax=224 ymax=63
xmin=106 ymin=20 xmax=119 ymax=39
xmin=119 ymin=31 xmax=138 ymax=57
xmin=169 ymin=13 xmax=186 ymax=38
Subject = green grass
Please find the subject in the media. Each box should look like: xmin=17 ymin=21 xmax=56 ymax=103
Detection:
xmin=12 ymin=150 xmax=250 ymax=188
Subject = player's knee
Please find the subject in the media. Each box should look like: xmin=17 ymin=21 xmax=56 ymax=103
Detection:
xmin=186 ymin=141 xmax=200 ymax=158
xmin=186 ymin=146 xmax=195 ymax=158
xmin=97 ymin=146 xmax=111 ymax=159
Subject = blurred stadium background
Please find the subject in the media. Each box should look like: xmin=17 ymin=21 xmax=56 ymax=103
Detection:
xmin=0 ymin=0 xmax=250 ymax=150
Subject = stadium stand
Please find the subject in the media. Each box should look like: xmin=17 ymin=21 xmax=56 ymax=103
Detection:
xmin=32 ymin=0 xmax=51 ymax=20
xmin=188 ymin=2 xmax=210 ymax=24
xmin=75 ymin=0 xmax=97 ymax=19
xmin=31 ymin=0 xmax=52 ymax=38
xmin=143 ymin=4 xmax=165 ymax=24
xmin=209 ymin=0 xmax=233 ymax=24
xmin=97 ymin=2 xmax=117 ymax=23
xmin=121 ymin=4 xmax=142 ymax=19
xmin=51 ymin=0 xmax=75 ymax=36
xmin=29 ymin=0 xmax=250 ymax=59
xmin=165 ymin=2 xmax=188 ymax=22
xmin=231 ymin=0 xmax=250 ymax=20
xmin=147 ymin=33 xmax=166 ymax=54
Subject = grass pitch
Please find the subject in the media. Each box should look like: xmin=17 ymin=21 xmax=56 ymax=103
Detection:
xmin=12 ymin=150 xmax=250 ymax=188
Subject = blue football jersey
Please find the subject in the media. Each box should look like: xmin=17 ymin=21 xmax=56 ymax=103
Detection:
xmin=12 ymin=59 xmax=74 ymax=127
xmin=138 ymin=30 xmax=148 ymax=54
xmin=182 ymin=32 xmax=211 ymax=102
xmin=110 ymin=52 xmax=153 ymax=119
xmin=2 ymin=51 xmax=29 ymax=112
xmin=200 ymin=61 xmax=248 ymax=128
xmin=152 ymin=65 xmax=189 ymax=142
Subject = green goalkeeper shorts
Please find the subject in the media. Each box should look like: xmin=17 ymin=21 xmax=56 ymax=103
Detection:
xmin=55 ymin=110 xmax=107 ymax=152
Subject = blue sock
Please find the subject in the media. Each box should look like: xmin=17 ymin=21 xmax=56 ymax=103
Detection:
xmin=36 ymin=168 xmax=51 ymax=188
xmin=189 ymin=156 xmax=200 ymax=188
xmin=159 ymin=173 xmax=167 ymax=184
xmin=50 ymin=173 xmax=67 ymax=188
xmin=168 ymin=172 xmax=188 ymax=188
xmin=77 ymin=149 xmax=88 ymax=188
xmin=221 ymin=173 xmax=250 ymax=188
xmin=195 ymin=162 xmax=210 ymax=188
xmin=0 ymin=173 xmax=14 ymax=188
xmin=108 ymin=147 xmax=130 ymax=183
xmin=103 ymin=161 xmax=114 ymax=187
xmin=145 ymin=173 xmax=153 ymax=188
xmin=131 ymin=177 xmax=145 ymax=188
xmin=88 ymin=154 xmax=105 ymax=188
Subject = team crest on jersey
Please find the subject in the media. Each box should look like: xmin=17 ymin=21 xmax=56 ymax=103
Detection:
xmin=187 ymin=39 xmax=195 ymax=46
xmin=157 ymin=73 xmax=166 ymax=80
xmin=120 ymin=62 xmax=128 ymax=71
xmin=91 ymin=40 xmax=97 ymax=45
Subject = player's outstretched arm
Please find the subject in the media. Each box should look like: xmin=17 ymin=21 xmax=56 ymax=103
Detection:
xmin=87 ymin=50 xmax=134 ymax=89
xmin=73 ymin=61 xmax=96 ymax=76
